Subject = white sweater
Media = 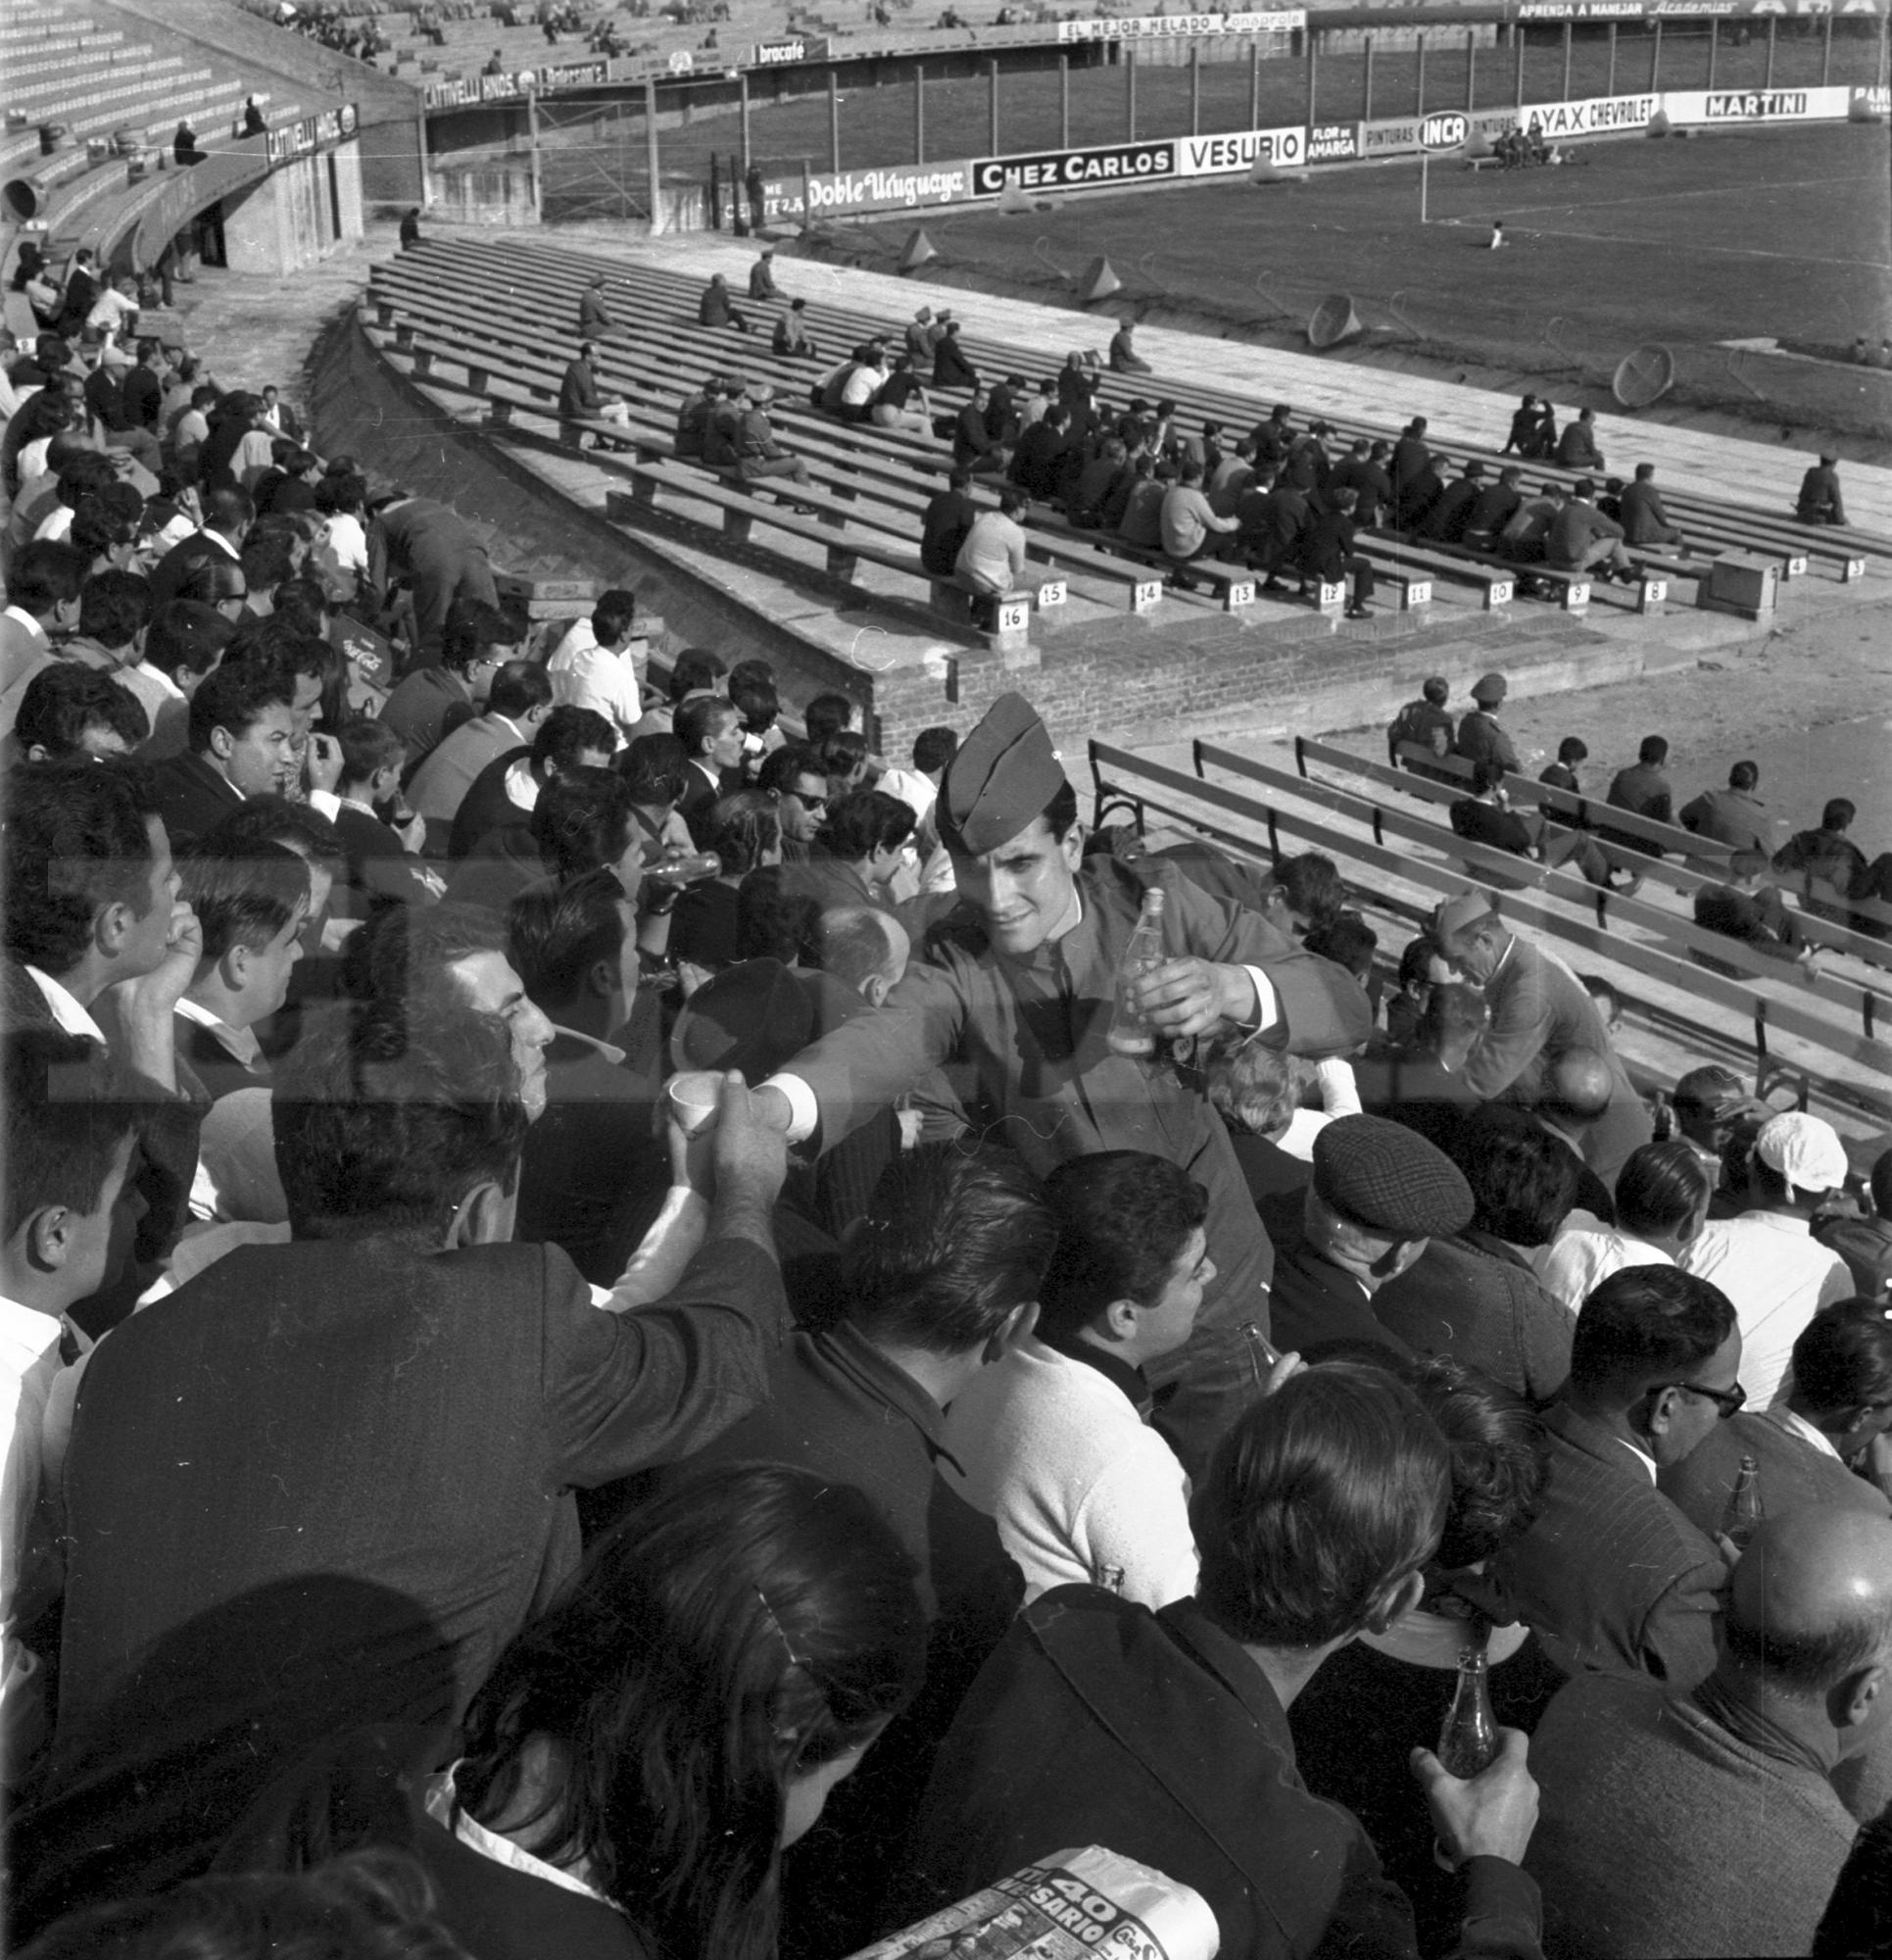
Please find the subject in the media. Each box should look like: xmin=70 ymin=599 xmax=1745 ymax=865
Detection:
xmin=943 ymin=1335 xmax=1198 ymax=1611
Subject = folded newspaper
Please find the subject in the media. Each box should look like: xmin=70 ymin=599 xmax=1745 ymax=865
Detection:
xmin=845 ymin=1845 xmax=1220 ymax=1960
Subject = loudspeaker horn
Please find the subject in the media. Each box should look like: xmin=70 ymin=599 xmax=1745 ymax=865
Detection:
xmin=995 ymin=177 xmax=1033 ymax=213
xmin=1612 ymin=342 xmax=1675 ymax=408
xmin=1646 ymin=107 xmax=1673 ymax=135
xmin=1306 ymin=293 xmax=1364 ymax=349
xmin=897 ymin=228 xmax=938 ymax=271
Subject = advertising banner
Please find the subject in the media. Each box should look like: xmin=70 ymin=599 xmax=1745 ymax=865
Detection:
xmin=1512 ymin=90 xmax=1661 ymax=134
xmin=759 ymin=159 xmax=977 ymax=220
xmin=752 ymin=35 xmax=828 ymax=64
xmin=1176 ymin=123 xmax=1306 ymax=174
xmin=1664 ymin=83 xmax=1852 ymax=119
xmin=1306 ymin=121 xmax=1363 ymax=160
xmin=265 ymin=101 xmax=358 ymax=165
xmin=1519 ymin=0 xmax=1882 ymax=16
xmin=1055 ymin=10 xmax=1305 ymax=39
xmin=422 ymin=59 xmax=608 ymax=110
xmin=970 ymin=138 xmax=1179 ymax=195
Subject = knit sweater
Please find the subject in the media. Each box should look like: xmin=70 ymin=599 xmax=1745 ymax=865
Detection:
xmin=1526 ymin=1670 xmax=1855 ymax=1959
xmin=942 ymin=1334 xmax=1197 ymax=1610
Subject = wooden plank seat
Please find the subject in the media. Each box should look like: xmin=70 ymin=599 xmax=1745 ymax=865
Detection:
xmin=417 ymin=237 xmax=1887 ymax=579
xmin=366 ymin=301 xmax=1184 ymax=618
xmin=1287 ymin=735 xmax=1892 ymax=975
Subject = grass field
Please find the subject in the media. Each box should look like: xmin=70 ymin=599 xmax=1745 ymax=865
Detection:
xmin=817 ymin=122 xmax=1891 ymax=425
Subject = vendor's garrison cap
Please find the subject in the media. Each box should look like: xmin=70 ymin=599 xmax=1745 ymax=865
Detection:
xmin=1470 ymin=671 xmax=1508 ymax=706
xmin=937 ymin=692 xmax=1068 ymax=858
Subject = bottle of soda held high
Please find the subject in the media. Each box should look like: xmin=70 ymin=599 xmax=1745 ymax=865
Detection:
xmin=1106 ymin=887 xmax=1167 ymax=1057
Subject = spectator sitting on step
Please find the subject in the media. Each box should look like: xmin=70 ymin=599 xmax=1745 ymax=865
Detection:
xmin=698 ymin=273 xmax=751 ymax=334
xmin=1009 ymin=403 xmax=1068 ymax=503
xmin=1108 ymin=319 xmax=1151 ymax=374
xmin=1295 ymin=484 xmax=1374 ymax=619
xmin=1158 ymin=455 xmax=1239 ymax=592
xmin=1692 ymin=850 xmax=1812 ymax=977
xmin=1419 ymin=460 xmax=1485 ymax=544
xmin=772 ymin=297 xmax=817 ymax=360
xmin=1555 ymin=407 xmax=1604 ymax=471
xmin=1118 ymin=456 xmax=1173 ymax=552
xmin=558 ymin=341 xmax=631 ymax=451
xmin=727 ymin=382 xmax=811 ymax=504
xmin=931 ymin=318 xmax=979 ymax=390
xmin=1795 ymin=453 xmax=1848 ymax=527
xmin=1461 ymin=465 xmax=1526 ymax=551
xmin=837 ymin=348 xmax=888 ymax=425
xmin=953 ymin=488 xmax=1041 ymax=603
xmin=1545 ymin=477 xmax=1634 ymax=583
xmin=749 ymin=248 xmax=779 ymax=300
xmin=1497 ymin=480 xmax=1564 ymax=564
xmin=952 ymin=382 xmax=1007 ymax=477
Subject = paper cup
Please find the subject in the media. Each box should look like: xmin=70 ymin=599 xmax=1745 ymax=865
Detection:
xmin=666 ymin=1070 xmax=723 ymax=1137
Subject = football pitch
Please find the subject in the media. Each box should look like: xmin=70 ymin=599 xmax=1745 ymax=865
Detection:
xmin=828 ymin=122 xmax=1889 ymax=413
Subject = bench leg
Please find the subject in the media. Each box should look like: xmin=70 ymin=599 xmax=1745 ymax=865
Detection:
xmin=723 ymin=507 xmax=754 ymax=543
xmin=485 ymin=398 xmax=513 ymax=428
xmin=930 ymin=579 xmax=971 ymax=621
xmin=466 ymin=366 xmax=488 ymax=395
xmin=826 ymin=545 xmax=858 ymax=582
xmin=412 ymin=346 xmax=434 ymax=377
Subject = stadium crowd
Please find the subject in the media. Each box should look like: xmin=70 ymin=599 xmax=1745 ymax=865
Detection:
xmin=4 ymin=270 xmax=1892 ymax=1960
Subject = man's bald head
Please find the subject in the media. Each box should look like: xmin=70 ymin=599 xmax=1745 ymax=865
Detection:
xmin=1544 ymin=1048 xmax=1615 ymax=1124
xmin=819 ymin=906 xmax=910 ymax=1004
xmin=1725 ymin=1509 xmax=1892 ymax=1709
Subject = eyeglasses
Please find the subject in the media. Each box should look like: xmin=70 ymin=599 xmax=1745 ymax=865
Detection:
xmin=777 ymin=788 xmax=831 ymax=815
xmin=1649 ymin=1379 xmax=1748 ymax=1420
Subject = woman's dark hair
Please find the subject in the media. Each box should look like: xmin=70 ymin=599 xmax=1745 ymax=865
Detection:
xmin=820 ymin=727 xmax=870 ymax=779
xmin=1402 ymin=1355 xmax=1549 ymax=1572
xmin=821 ymin=789 xmax=913 ymax=863
xmin=532 ymin=766 xmax=635 ymax=882
xmin=454 ymin=1466 xmax=925 ymax=1960
xmin=705 ymin=790 xmax=781 ymax=877
xmin=736 ymin=865 xmax=822 ymax=966
xmin=15 ymin=1849 xmax=471 ymax=1960
xmin=314 ymin=470 xmax=365 ymax=517
xmin=1194 ymin=1362 xmax=1450 ymax=1650
xmin=1793 ymin=1298 xmax=1892 ymax=1416
xmin=1036 ymin=1151 xmax=1210 ymax=1342
xmin=802 ymin=691 xmax=855 ymax=749
xmin=1277 ymin=852 xmax=1346 ymax=926
xmin=617 ymin=732 xmax=691 ymax=809
xmin=845 ymin=1142 xmax=1057 ymax=1354
xmin=1456 ymin=1113 xmax=1580 ymax=1247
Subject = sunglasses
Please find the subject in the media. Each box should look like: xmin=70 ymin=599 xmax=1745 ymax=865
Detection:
xmin=1648 ymin=1379 xmax=1747 ymax=1420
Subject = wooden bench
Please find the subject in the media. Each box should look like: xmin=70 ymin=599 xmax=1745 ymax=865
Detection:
xmin=414 ymin=237 xmax=1888 ymax=583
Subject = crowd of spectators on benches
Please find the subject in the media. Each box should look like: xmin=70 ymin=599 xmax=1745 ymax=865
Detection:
xmin=5 ymin=242 xmax=1892 ymax=1960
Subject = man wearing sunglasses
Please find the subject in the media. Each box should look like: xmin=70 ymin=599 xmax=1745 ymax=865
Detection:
xmin=1495 ymin=1263 xmax=1740 ymax=1693
xmin=756 ymin=742 xmax=831 ymax=864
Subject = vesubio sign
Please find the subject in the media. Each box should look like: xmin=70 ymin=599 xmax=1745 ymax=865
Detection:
xmin=970 ymin=139 xmax=1178 ymax=195
xmin=1177 ymin=124 xmax=1305 ymax=175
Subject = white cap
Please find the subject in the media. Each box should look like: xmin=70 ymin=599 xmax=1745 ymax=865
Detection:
xmin=1755 ymin=1111 xmax=1849 ymax=1200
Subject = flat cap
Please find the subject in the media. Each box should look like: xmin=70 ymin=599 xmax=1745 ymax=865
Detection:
xmin=1312 ymin=1114 xmax=1475 ymax=1239
xmin=1431 ymin=889 xmax=1499 ymax=942
xmin=937 ymin=691 xmax=1067 ymax=858
xmin=1470 ymin=671 xmax=1508 ymax=706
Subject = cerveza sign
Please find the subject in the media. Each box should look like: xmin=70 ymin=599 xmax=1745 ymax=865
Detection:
xmin=264 ymin=101 xmax=358 ymax=165
xmin=970 ymin=139 xmax=1178 ymax=195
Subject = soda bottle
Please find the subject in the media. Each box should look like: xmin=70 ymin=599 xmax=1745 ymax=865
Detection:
xmin=645 ymin=851 xmax=722 ymax=887
xmin=1105 ymin=887 xmax=1168 ymax=1057
xmin=1721 ymin=1454 xmax=1764 ymax=1551
xmin=1436 ymin=1640 xmax=1499 ymax=1781
xmin=1092 ymin=1562 xmax=1126 ymax=1593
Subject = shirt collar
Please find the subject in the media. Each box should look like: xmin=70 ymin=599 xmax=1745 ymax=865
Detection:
xmin=1616 ymin=1435 xmax=1659 ymax=1485
xmin=25 ymin=967 xmax=104 ymax=1042
xmin=423 ymin=1763 xmax=620 ymax=1913
xmin=1039 ymin=1326 xmax=1154 ymax=1419
xmin=132 ymin=660 xmax=185 ymax=700
xmin=175 ymin=994 xmax=263 ymax=1066
xmin=1775 ymin=1405 xmax=1841 ymax=1462
xmin=0 ymin=1294 xmax=63 ymax=1369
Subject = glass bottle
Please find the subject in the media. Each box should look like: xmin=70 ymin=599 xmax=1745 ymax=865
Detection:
xmin=1436 ymin=1641 xmax=1499 ymax=1781
xmin=644 ymin=850 xmax=722 ymax=887
xmin=1105 ymin=887 xmax=1167 ymax=1057
xmin=1721 ymin=1454 xmax=1764 ymax=1551
xmin=1092 ymin=1562 xmax=1126 ymax=1593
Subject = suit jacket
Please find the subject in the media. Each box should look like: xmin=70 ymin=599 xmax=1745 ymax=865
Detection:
xmin=19 ymin=1229 xmax=786 ymax=1927
xmin=895 ymin=1588 xmax=1543 ymax=1960
xmin=380 ymin=664 xmax=474 ymax=774
xmin=449 ymin=746 xmax=533 ymax=859
xmin=783 ymin=858 xmax=1371 ymax=1346
xmin=366 ymin=499 xmax=486 ymax=594
xmin=0 ymin=612 xmax=54 ymax=738
xmin=1657 ymin=1403 xmax=1891 ymax=1542
xmin=1494 ymin=1400 xmax=1727 ymax=1689
xmin=148 ymin=748 xmax=244 ymax=848
xmin=1258 ymin=1189 xmax=1413 ymax=1361
xmin=1462 ymin=937 xmax=1651 ymax=1183
xmin=147 ymin=528 xmax=240 ymax=611
xmin=1372 ymin=1233 xmax=1573 ymax=1403
xmin=406 ymin=713 xmax=528 ymax=830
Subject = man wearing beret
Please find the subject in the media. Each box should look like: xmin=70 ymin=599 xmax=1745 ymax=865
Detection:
xmin=1454 ymin=672 xmax=1521 ymax=775
xmin=754 ymin=692 xmax=1371 ymax=1448
xmin=1432 ymin=890 xmax=1652 ymax=1184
